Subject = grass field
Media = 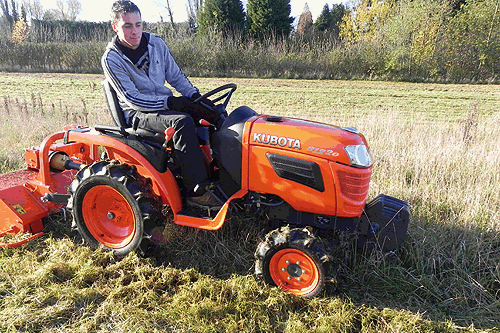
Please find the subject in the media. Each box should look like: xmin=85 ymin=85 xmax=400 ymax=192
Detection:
xmin=0 ymin=73 xmax=499 ymax=332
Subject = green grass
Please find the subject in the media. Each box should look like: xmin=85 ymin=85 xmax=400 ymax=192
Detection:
xmin=0 ymin=73 xmax=499 ymax=332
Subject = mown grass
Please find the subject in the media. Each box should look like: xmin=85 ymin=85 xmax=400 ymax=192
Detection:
xmin=0 ymin=73 xmax=499 ymax=332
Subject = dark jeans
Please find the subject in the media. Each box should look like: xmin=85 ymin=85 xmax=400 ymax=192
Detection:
xmin=132 ymin=110 xmax=207 ymax=196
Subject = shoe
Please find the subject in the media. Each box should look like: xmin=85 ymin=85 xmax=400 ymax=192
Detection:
xmin=186 ymin=192 xmax=222 ymax=211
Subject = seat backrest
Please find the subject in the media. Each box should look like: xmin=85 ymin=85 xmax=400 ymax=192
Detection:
xmin=101 ymin=79 xmax=129 ymax=128
xmin=101 ymin=79 xmax=209 ymax=147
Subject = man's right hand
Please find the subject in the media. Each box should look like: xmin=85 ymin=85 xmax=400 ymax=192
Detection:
xmin=167 ymin=96 xmax=192 ymax=111
xmin=167 ymin=96 xmax=219 ymax=125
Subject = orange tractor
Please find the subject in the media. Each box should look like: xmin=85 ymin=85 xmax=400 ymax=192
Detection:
xmin=0 ymin=83 xmax=409 ymax=298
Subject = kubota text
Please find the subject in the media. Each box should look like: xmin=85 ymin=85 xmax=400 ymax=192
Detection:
xmin=253 ymin=133 xmax=302 ymax=149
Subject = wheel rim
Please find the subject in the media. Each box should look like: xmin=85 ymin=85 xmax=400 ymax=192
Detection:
xmin=269 ymin=248 xmax=320 ymax=296
xmin=82 ymin=185 xmax=137 ymax=249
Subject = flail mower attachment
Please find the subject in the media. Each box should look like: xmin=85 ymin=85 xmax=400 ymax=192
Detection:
xmin=0 ymin=126 xmax=85 ymax=248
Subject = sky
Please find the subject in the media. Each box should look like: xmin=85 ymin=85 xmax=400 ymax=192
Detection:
xmin=37 ymin=0 xmax=344 ymax=24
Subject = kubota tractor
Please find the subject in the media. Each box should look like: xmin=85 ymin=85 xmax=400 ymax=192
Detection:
xmin=0 ymin=83 xmax=409 ymax=298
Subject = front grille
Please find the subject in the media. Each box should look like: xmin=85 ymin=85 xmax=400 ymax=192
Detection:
xmin=337 ymin=170 xmax=370 ymax=202
xmin=267 ymin=153 xmax=324 ymax=192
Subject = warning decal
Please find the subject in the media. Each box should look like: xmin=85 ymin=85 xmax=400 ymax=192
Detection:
xmin=13 ymin=205 xmax=26 ymax=215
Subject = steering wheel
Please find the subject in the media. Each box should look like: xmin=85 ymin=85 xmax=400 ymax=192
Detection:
xmin=193 ymin=83 xmax=237 ymax=110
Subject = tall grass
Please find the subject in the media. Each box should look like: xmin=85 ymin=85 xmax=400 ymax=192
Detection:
xmin=338 ymin=106 xmax=500 ymax=323
xmin=0 ymin=27 xmax=497 ymax=82
xmin=0 ymin=73 xmax=108 ymax=173
xmin=0 ymin=74 xmax=499 ymax=331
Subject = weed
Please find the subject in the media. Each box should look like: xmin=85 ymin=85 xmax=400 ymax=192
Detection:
xmin=462 ymin=101 xmax=479 ymax=147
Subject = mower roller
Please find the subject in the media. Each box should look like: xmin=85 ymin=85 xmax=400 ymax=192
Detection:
xmin=0 ymin=83 xmax=409 ymax=297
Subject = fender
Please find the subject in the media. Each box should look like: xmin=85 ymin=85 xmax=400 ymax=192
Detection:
xmin=65 ymin=129 xmax=182 ymax=212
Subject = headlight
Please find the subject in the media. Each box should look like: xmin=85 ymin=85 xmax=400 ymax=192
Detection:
xmin=344 ymin=144 xmax=373 ymax=168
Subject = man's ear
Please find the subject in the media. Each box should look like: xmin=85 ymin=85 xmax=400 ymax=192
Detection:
xmin=111 ymin=22 xmax=118 ymax=33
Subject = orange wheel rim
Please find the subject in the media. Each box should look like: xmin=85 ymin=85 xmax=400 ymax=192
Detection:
xmin=269 ymin=248 xmax=320 ymax=296
xmin=82 ymin=185 xmax=136 ymax=249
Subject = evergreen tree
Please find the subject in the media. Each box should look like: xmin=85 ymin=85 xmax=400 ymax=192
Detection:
xmin=247 ymin=0 xmax=294 ymax=39
xmin=315 ymin=3 xmax=345 ymax=38
xmin=315 ymin=4 xmax=333 ymax=32
xmin=198 ymin=0 xmax=245 ymax=35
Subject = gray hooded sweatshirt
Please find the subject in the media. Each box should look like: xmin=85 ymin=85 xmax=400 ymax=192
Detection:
xmin=101 ymin=32 xmax=198 ymax=123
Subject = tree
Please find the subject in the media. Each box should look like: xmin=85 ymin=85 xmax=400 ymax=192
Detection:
xmin=315 ymin=3 xmax=345 ymax=38
xmin=296 ymin=3 xmax=313 ymax=35
xmin=330 ymin=4 xmax=346 ymax=35
xmin=186 ymin=0 xmax=203 ymax=31
xmin=10 ymin=0 xmax=18 ymax=22
xmin=1 ymin=0 xmax=14 ymax=31
xmin=198 ymin=0 xmax=245 ymax=35
xmin=42 ymin=8 xmax=59 ymax=20
xmin=156 ymin=0 xmax=176 ymax=32
xmin=11 ymin=16 xmax=28 ymax=44
xmin=1 ymin=0 xmax=26 ymax=34
xmin=54 ymin=0 xmax=81 ymax=21
xmin=447 ymin=0 xmax=500 ymax=78
xmin=340 ymin=0 xmax=397 ymax=43
xmin=315 ymin=4 xmax=333 ymax=32
xmin=22 ymin=0 xmax=44 ymax=21
xmin=246 ymin=0 xmax=294 ymax=39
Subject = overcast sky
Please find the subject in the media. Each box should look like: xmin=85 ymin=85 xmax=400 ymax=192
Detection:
xmin=37 ymin=0 xmax=344 ymax=23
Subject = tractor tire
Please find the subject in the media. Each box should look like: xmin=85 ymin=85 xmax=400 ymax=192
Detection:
xmin=255 ymin=227 xmax=333 ymax=298
xmin=67 ymin=160 xmax=162 ymax=258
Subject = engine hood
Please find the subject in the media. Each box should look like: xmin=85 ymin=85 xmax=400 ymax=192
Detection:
xmin=249 ymin=115 xmax=369 ymax=165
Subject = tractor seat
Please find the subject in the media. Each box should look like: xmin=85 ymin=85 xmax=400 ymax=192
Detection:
xmin=100 ymin=80 xmax=166 ymax=144
xmin=99 ymin=80 xmax=210 ymax=146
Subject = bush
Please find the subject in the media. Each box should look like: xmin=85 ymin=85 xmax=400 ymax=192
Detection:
xmin=0 ymin=42 xmax=104 ymax=73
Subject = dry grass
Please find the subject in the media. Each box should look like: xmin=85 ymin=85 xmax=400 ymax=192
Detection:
xmin=0 ymin=73 xmax=499 ymax=332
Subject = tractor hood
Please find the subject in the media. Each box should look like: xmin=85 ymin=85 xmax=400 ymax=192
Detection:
xmin=249 ymin=115 xmax=371 ymax=166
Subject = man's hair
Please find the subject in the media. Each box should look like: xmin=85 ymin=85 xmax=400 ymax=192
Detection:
xmin=111 ymin=0 xmax=141 ymax=24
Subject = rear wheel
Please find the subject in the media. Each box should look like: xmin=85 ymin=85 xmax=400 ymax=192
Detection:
xmin=67 ymin=160 xmax=162 ymax=258
xmin=255 ymin=227 xmax=333 ymax=298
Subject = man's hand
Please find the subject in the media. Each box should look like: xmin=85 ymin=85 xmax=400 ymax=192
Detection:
xmin=190 ymin=93 xmax=216 ymax=110
xmin=167 ymin=96 xmax=219 ymax=125
xmin=167 ymin=96 xmax=192 ymax=111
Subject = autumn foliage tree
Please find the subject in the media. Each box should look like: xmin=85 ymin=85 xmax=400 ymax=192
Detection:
xmin=296 ymin=3 xmax=313 ymax=35
xmin=11 ymin=16 xmax=28 ymax=44
xmin=339 ymin=0 xmax=397 ymax=43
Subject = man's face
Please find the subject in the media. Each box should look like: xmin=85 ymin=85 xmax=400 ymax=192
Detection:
xmin=112 ymin=12 xmax=143 ymax=50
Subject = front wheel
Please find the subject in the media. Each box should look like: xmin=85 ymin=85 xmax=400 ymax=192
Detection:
xmin=67 ymin=160 xmax=162 ymax=258
xmin=255 ymin=227 xmax=333 ymax=298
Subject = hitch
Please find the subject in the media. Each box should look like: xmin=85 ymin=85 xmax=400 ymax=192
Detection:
xmin=41 ymin=193 xmax=71 ymax=204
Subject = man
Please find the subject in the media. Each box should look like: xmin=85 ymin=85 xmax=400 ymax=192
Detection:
xmin=102 ymin=0 xmax=220 ymax=208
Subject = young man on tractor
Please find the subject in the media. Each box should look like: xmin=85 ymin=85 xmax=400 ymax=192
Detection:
xmin=101 ymin=0 xmax=220 ymax=209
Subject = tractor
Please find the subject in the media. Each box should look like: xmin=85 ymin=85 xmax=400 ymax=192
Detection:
xmin=0 ymin=83 xmax=409 ymax=298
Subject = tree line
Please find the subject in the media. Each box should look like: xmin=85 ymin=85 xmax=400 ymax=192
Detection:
xmin=0 ymin=0 xmax=498 ymax=83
